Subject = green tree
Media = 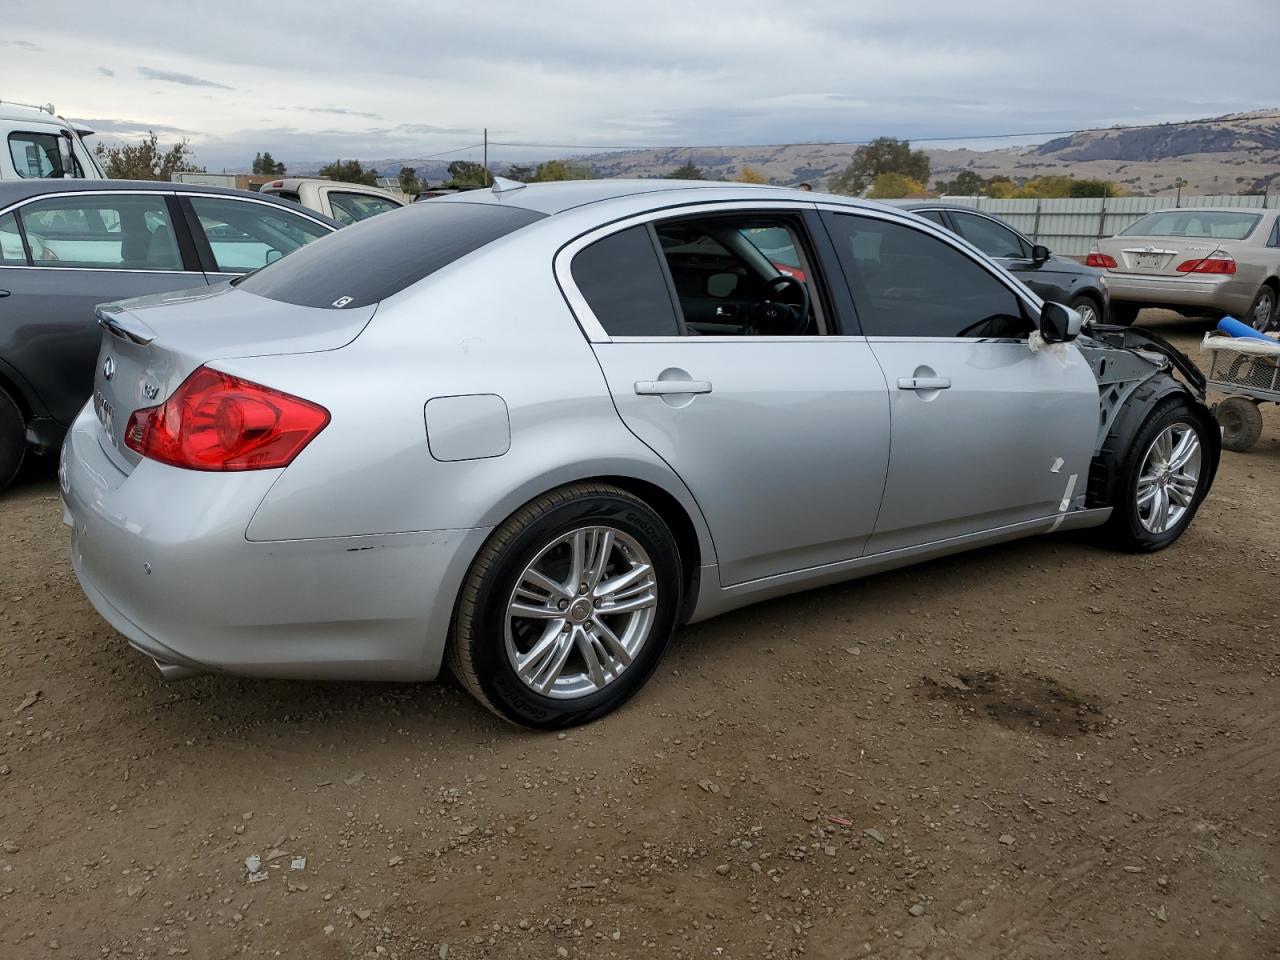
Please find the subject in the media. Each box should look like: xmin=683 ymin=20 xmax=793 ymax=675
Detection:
xmin=938 ymin=169 xmax=983 ymax=195
xmin=317 ymin=159 xmax=376 ymax=186
xmin=865 ymin=172 xmax=927 ymax=199
xmin=732 ymin=165 xmax=768 ymax=184
xmin=983 ymin=176 xmax=1018 ymax=199
xmin=94 ymin=131 xmax=202 ymax=181
xmin=446 ymin=160 xmax=489 ymax=187
xmin=1069 ymin=178 xmax=1125 ymax=198
xmin=504 ymin=163 xmax=536 ymax=182
xmin=398 ymin=166 xmax=422 ymax=196
xmin=829 ymin=137 xmax=930 ymax=196
xmin=252 ymin=151 xmax=285 ymax=175
xmin=669 ymin=161 xmax=705 ymax=180
xmin=533 ymin=159 xmax=594 ymax=182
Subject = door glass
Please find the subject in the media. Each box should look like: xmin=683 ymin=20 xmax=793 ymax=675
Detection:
xmin=0 ymin=212 xmax=28 ymax=264
xmin=915 ymin=209 xmax=947 ymax=227
xmin=189 ymin=196 xmax=330 ymax=273
xmin=951 ymin=212 xmax=1029 ymax=259
xmin=21 ymin=194 xmax=182 ymax=270
xmin=328 ymin=192 xmax=402 ymax=225
xmin=824 ymin=213 xmax=1029 ymax=339
xmin=7 ymin=132 xmax=84 ymax=178
xmin=654 ymin=215 xmax=822 ymax=336
xmin=571 ymin=225 xmax=681 ymax=337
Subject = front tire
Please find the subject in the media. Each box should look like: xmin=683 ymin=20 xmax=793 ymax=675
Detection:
xmin=1069 ymin=294 xmax=1102 ymax=327
xmin=448 ymin=483 xmax=682 ymax=728
xmin=1104 ymin=398 xmax=1214 ymax=551
xmin=1246 ymin=284 xmax=1277 ymax=333
xmin=0 ymin=387 xmax=25 ymax=492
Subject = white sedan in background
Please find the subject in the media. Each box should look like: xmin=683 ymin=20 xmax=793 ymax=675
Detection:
xmin=258 ymin=177 xmax=406 ymax=225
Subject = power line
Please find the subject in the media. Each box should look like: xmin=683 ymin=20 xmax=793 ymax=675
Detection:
xmin=484 ymin=111 xmax=1280 ymax=155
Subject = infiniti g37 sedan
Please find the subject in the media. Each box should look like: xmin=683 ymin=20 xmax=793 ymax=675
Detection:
xmin=61 ymin=180 xmax=1219 ymax=728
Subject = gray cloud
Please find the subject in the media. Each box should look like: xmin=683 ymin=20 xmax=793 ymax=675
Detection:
xmin=2 ymin=39 xmax=41 ymax=50
xmin=137 ymin=66 xmax=233 ymax=90
xmin=97 ymin=66 xmax=115 ymax=77
xmin=294 ymin=106 xmax=384 ymax=120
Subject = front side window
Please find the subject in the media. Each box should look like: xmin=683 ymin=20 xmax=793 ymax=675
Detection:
xmin=1120 ymin=210 xmax=1261 ymax=241
xmin=654 ymin=215 xmax=823 ymax=336
xmin=950 ymin=212 xmax=1030 ymax=259
xmin=189 ymin=196 xmax=330 ymax=273
xmin=7 ymin=132 xmax=84 ymax=179
xmin=572 ymin=225 xmax=681 ymax=337
xmin=823 ymin=212 xmax=1028 ymax=339
xmin=328 ymin=192 xmax=402 ymax=225
xmin=20 ymin=194 xmax=183 ymax=270
xmin=0 ymin=212 xmax=28 ymax=264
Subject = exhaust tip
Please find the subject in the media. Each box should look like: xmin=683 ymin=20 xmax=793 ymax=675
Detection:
xmin=152 ymin=658 xmax=204 ymax=682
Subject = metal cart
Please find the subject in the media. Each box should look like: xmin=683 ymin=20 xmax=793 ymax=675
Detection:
xmin=1202 ymin=334 xmax=1280 ymax=452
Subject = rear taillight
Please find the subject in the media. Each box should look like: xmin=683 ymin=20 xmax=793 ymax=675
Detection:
xmin=124 ymin=366 xmax=329 ymax=471
xmin=1085 ymin=252 xmax=1117 ymax=268
xmin=1176 ymin=256 xmax=1236 ymax=275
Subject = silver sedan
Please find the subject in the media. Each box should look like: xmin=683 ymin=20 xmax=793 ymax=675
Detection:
xmin=61 ymin=180 xmax=1220 ymax=727
xmin=1091 ymin=206 xmax=1280 ymax=330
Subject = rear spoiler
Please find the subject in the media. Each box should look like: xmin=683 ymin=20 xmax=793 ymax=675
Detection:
xmin=95 ymin=305 xmax=157 ymax=345
xmin=1084 ymin=323 xmax=1207 ymax=398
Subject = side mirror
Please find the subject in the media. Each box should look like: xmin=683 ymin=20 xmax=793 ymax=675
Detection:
xmin=1031 ymin=244 xmax=1051 ymax=264
xmin=1040 ymin=301 xmax=1082 ymax=343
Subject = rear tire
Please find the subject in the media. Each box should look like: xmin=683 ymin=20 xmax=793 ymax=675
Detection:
xmin=0 ymin=387 xmax=25 ymax=492
xmin=1109 ymin=302 xmax=1141 ymax=327
xmin=1246 ymin=284 xmax=1277 ymax=333
xmin=1103 ymin=397 xmax=1214 ymax=551
xmin=1216 ymin=396 xmax=1264 ymax=452
xmin=448 ymin=483 xmax=682 ymax=729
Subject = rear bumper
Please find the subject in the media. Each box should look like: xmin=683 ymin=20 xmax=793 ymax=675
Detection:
xmin=1105 ymin=272 xmax=1256 ymax=314
xmin=61 ymin=406 xmax=488 ymax=681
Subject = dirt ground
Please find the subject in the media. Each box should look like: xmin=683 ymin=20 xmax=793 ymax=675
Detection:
xmin=1 ymin=312 xmax=1277 ymax=960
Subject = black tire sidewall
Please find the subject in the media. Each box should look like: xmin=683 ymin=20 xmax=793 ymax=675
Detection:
xmin=1110 ymin=303 xmax=1140 ymax=326
xmin=465 ymin=493 xmax=682 ymax=728
xmin=1216 ymin=397 xmax=1263 ymax=452
xmin=1114 ymin=401 xmax=1213 ymax=550
xmin=1248 ymin=287 xmax=1277 ymax=332
xmin=0 ymin=388 xmax=25 ymax=491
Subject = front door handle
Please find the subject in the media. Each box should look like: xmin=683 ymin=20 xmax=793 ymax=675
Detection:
xmin=635 ymin=380 xmax=713 ymax=396
xmin=897 ymin=376 xmax=951 ymax=391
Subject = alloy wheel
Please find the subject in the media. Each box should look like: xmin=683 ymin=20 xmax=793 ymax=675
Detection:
xmin=1135 ymin=422 xmax=1201 ymax=534
xmin=1252 ymin=289 xmax=1276 ymax=332
xmin=504 ymin=526 xmax=658 ymax=699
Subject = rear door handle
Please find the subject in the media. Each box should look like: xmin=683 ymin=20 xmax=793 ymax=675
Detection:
xmin=897 ymin=376 xmax=951 ymax=391
xmin=635 ymin=380 xmax=713 ymax=396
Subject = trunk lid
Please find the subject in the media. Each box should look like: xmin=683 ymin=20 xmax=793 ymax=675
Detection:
xmin=1095 ymin=234 xmax=1239 ymax=277
xmin=91 ymin=283 xmax=375 ymax=472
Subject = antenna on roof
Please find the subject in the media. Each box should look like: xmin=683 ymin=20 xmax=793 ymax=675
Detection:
xmin=491 ymin=177 xmax=526 ymax=195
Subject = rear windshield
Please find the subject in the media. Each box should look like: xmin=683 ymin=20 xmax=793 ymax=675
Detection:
xmin=1120 ymin=210 xmax=1261 ymax=241
xmin=235 ymin=201 xmax=545 ymax=308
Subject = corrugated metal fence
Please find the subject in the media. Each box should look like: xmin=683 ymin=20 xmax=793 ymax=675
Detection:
xmin=938 ymin=194 xmax=1278 ymax=257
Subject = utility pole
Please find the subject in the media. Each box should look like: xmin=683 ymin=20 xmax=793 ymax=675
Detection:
xmin=483 ymin=128 xmax=489 ymax=187
xmin=1174 ymin=177 xmax=1185 ymax=208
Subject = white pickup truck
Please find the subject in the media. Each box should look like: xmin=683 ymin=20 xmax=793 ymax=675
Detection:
xmin=0 ymin=100 xmax=103 ymax=180
xmin=257 ymin=177 xmax=406 ymax=225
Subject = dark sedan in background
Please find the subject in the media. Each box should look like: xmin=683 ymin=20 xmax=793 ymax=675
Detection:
xmin=897 ymin=202 xmax=1111 ymax=325
xmin=0 ymin=180 xmax=338 ymax=489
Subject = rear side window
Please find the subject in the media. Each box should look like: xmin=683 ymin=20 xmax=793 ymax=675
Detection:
xmin=20 ymin=193 xmax=183 ymax=270
xmin=0 ymin=212 xmax=27 ymax=264
xmin=950 ymin=212 xmax=1030 ymax=259
xmin=236 ymin=201 xmax=545 ymax=308
xmin=571 ymin=225 xmax=681 ymax=337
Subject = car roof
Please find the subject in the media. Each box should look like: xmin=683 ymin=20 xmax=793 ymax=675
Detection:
xmin=0 ymin=178 xmax=341 ymax=223
xmin=430 ymin=178 xmax=822 ymax=217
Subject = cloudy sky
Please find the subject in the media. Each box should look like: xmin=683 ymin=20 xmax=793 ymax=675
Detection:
xmin=4 ymin=0 xmax=1278 ymax=171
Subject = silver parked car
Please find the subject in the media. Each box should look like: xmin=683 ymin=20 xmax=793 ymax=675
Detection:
xmin=60 ymin=180 xmax=1220 ymax=728
xmin=1090 ymin=207 xmax=1280 ymax=331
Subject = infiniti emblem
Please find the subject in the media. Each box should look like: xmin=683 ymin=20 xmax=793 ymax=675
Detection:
xmin=102 ymin=356 xmax=115 ymax=381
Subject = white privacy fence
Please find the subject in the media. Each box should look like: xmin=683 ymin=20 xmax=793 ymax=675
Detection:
xmin=936 ymin=195 xmax=1279 ymax=257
